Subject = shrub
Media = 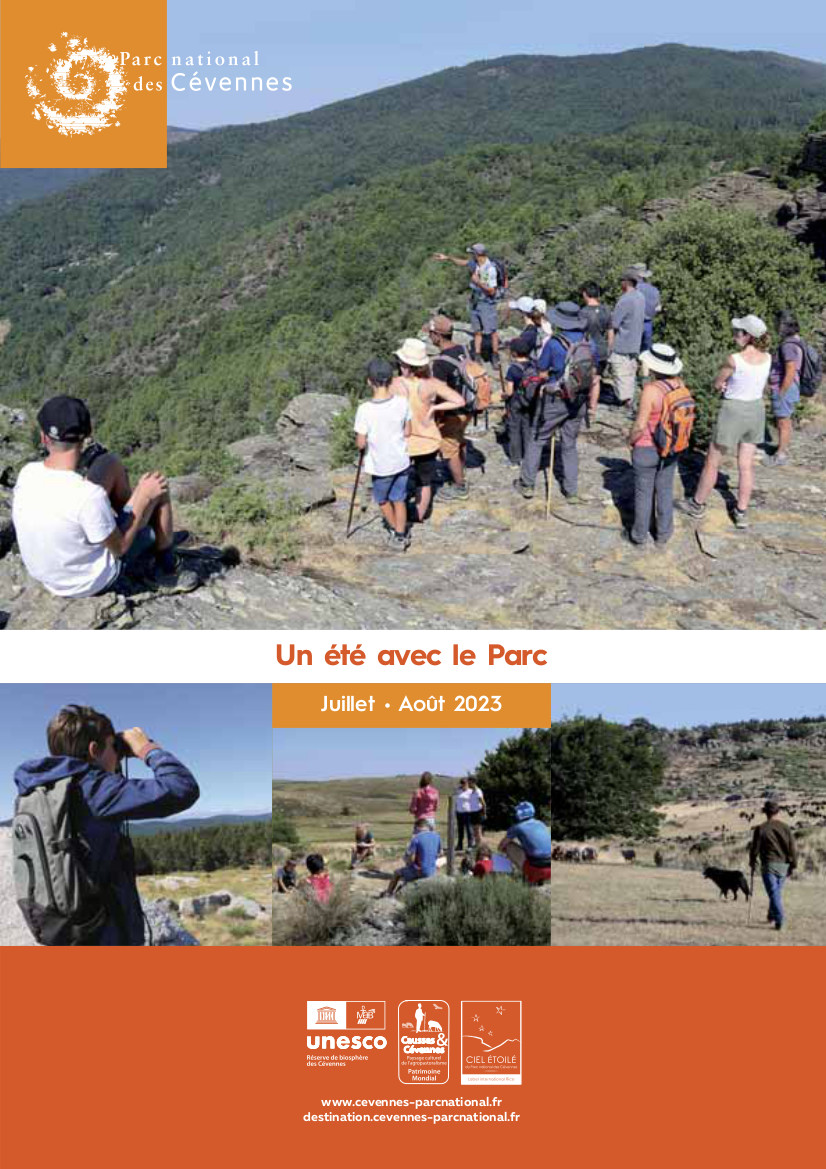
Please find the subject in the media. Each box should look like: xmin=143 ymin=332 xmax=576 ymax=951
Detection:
xmin=787 ymin=723 xmax=814 ymax=740
xmin=551 ymin=717 xmax=664 ymax=839
xmin=272 ymin=882 xmax=367 ymax=946
xmin=330 ymin=402 xmax=359 ymax=469
xmin=403 ymin=879 xmax=550 ymax=947
xmin=272 ymin=807 xmax=299 ymax=845
xmin=474 ymin=728 xmax=551 ymax=830
xmin=182 ymin=482 xmax=299 ymax=565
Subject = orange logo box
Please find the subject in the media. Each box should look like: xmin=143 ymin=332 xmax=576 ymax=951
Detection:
xmin=1 ymin=0 xmax=167 ymax=168
xmin=398 ymin=999 xmax=449 ymax=1085
xmin=461 ymin=1000 xmax=522 ymax=1085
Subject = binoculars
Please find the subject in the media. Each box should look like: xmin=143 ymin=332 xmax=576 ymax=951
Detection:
xmin=113 ymin=732 xmax=148 ymax=760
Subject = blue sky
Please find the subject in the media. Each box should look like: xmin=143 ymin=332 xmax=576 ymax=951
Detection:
xmin=273 ymin=727 xmax=523 ymax=781
xmin=1 ymin=684 xmax=271 ymax=819
xmin=552 ymin=685 xmax=826 ymax=728
xmin=167 ymin=1 xmax=826 ymax=128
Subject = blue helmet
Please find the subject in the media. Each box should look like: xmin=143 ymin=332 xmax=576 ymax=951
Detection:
xmin=515 ymin=801 xmax=535 ymax=822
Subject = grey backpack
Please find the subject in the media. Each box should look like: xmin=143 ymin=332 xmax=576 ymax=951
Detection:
xmin=12 ymin=777 xmax=108 ymax=946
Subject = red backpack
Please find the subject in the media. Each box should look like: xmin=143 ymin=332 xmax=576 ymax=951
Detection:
xmin=652 ymin=378 xmax=696 ymax=457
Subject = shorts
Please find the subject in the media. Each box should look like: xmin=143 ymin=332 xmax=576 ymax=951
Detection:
xmin=438 ymin=413 xmax=468 ymax=459
xmin=372 ymin=469 xmax=409 ymax=505
xmin=411 ymin=452 xmax=439 ymax=487
xmin=713 ymin=398 xmax=765 ymax=450
xmin=468 ymin=810 xmax=483 ymax=825
xmin=772 ymin=383 xmax=800 ymax=420
xmin=94 ymin=510 xmax=156 ymax=595
xmin=469 ymin=299 xmax=499 ymax=335
xmin=396 ymin=864 xmax=423 ymax=883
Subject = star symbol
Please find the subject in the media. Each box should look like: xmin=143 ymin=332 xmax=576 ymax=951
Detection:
xmin=496 ymin=1006 xmax=504 ymax=1015
xmin=473 ymin=1015 xmax=479 ymax=1022
xmin=479 ymin=1025 xmax=485 ymax=1032
xmin=488 ymin=1030 xmax=493 ymax=1036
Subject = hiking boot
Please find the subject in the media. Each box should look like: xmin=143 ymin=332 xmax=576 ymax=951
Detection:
xmin=512 ymin=478 xmax=534 ymax=500
xmin=491 ymin=352 xmax=501 ymax=369
xmin=775 ymin=921 xmax=783 ymax=931
xmin=675 ymin=497 xmax=706 ymax=520
xmin=622 ymin=528 xmax=650 ymax=550
xmin=386 ymin=530 xmax=408 ymax=552
xmin=563 ymin=492 xmax=583 ymax=505
xmin=732 ymin=507 xmax=749 ymax=530
xmin=151 ymin=560 xmax=201 ymax=592
xmin=437 ymin=483 xmax=469 ymax=502
xmin=764 ymin=452 xmax=790 ymax=467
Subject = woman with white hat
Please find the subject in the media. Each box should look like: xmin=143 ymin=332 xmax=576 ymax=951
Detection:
xmin=628 ymin=343 xmax=686 ymax=547
xmin=391 ymin=337 xmax=465 ymax=523
xmin=677 ymin=315 xmax=771 ymax=530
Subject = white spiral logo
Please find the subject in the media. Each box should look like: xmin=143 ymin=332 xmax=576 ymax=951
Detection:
xmin=25 ymin=32 xmax=128 ymax=137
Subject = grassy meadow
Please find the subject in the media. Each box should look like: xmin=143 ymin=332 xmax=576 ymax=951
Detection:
xmin=138 ymin=867 xmax=272 ymax=946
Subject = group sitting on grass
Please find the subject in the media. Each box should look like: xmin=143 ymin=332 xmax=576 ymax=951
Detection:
xmin=351 ymin=246 xmax=821 ymax=551
xmin=11 ymin=394 xmax=199 ymax=597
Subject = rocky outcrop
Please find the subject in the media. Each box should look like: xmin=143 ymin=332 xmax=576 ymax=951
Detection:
xmin=142 ymin=900 xmax=201 ymax=945
xmin=180 ymin=890 xmax=269 ymax=920
xmin=642 ymin=172 xmax=788 ymax=225
xmin=800 ymin=131 xmax=826 ymax=180
xmin=228 ymin=392 xmax=346 ymax=512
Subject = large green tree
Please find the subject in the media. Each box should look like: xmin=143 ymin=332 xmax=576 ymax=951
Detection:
xmin=551 ymin=717 xmax=665 ymax=840
xmin=474 ymin=728 xmax=550 ymax=829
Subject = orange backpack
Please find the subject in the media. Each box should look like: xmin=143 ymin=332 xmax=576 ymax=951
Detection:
xmin=652 ymin=378 xmax=695 ymax=457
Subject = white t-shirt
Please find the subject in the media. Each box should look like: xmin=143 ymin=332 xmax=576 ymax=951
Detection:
xmin=455 ymin=787 xmax=473 ymax=814
xmin=468 ymin=786 xmax=484 ymax=813
xmin=354 ymin=396 xmax=411 ymax=477
xmin=724 ymin=353 xmax=771 ymax=402
xmin=12 ymin=462 xmax=118 ymax=597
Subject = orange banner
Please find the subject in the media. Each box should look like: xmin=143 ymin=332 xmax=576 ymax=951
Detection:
xmin=272 ymin=684 xmax=550 ymax=728
xmin=2 ymin=947 xmax=825 ymax=1164
xmin=1 ymin=0 xmax=167 ymax=168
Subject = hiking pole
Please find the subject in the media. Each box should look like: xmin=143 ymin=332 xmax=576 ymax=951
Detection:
xmin=346 ymin=449 xmax=365 ymax=538
xmin=546 ymin=433 xmax=556 ymax=521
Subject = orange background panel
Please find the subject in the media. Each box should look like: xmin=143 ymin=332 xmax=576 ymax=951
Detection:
xmin=2 ymin=947 xmax=825 ymax=1164
xmin=272 ymin=684 xmax=550 ymax=728
xmin=1 ymin=0 xmax=166 ymax=168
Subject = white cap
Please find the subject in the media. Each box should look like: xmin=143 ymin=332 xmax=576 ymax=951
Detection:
xmin=731 ymin=314 xmax=767 ymax=339
xmin=508 ymin=296 xmax=535 ymax=314
xmin=533 ymin=298 xmax=548 ymax=315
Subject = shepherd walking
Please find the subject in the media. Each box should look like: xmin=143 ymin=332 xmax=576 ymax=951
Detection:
xmin=749 ymin=800 xmax=798 ymax=932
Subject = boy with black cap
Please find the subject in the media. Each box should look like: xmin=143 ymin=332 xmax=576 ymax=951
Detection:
xmin=12 ymin=395 xmax=195 ymax=597
xmin=749 ymin=800 xmax=798 ymax=931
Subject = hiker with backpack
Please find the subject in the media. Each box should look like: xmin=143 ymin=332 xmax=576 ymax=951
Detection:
xmin=433 ymin=243 xmax=505 ymax=368
xmin=607 ymin=269 xmax=646 ymax=409
xmin=12 ymin=704 xmax=199 ymax=946
xmin=627 ymin=344 xmax=695 ymax=548
xmin=354 ymin=358 xmax=412 ymax=551
xmin=766 ymin=311 xmax=811 ymax=467
xmin=428 ymin=314 xmax=492 ymax=502
xmin=677 ymin=315 xmax=772 ymax=530
xmin=630 ymin=264 xmax=662 ymax=353
xmin=515 ymin=301 xmax=600 ymax=502
xmin=504 ymin=337 xmax=537 ymax=467
xmin=580 ymin=282 xmax=611 ymax=378
xmin=11 ymin=395 xmax=198 ymax=598
xmin=392 ymin=335 xmax=466 ymax=523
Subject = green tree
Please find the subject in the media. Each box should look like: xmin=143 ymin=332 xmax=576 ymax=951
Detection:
xmin=474 ymin=728 xmax=550 ymax=830
xmin=551 ymin=717 xmax=665 ymax=839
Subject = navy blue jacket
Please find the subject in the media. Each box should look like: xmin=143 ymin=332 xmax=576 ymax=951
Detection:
xmin=14 ymin=749 xmax=199 ymax=946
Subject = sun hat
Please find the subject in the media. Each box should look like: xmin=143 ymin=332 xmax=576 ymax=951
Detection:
xmin=37 ymin=396 xmax=92 ymax=442
xmin=427 ymin=314 xmax=453 ymax=337
xmin=621 ymin=267 xmax=642 ymax=283
xmin=508 ymin=296 xmax=535 ymax=314
xmin=640 ymin=343 xmax=683 ymax=378
xmin=630 ymin=263 xmax=653 ymax=279
xmin=395 ymin=338 xmax=430 ymax=367
xmin=731 ymin=314 xmax=767 ymax=339
xmin=466 ymin=243 xmax=488 ymax=255
xmin=548 ymin=300 xmax=586 ymax=331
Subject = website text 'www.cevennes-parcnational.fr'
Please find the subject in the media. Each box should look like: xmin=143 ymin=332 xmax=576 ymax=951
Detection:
xmin=305 ymin=1098 xmax=520 ymax=1123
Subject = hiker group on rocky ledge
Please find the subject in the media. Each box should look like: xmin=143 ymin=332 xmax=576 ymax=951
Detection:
xmin=352 ymin=243 xmax=821 ymax=551
xmin=3 ymin=241 xmax=823 ymax=601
